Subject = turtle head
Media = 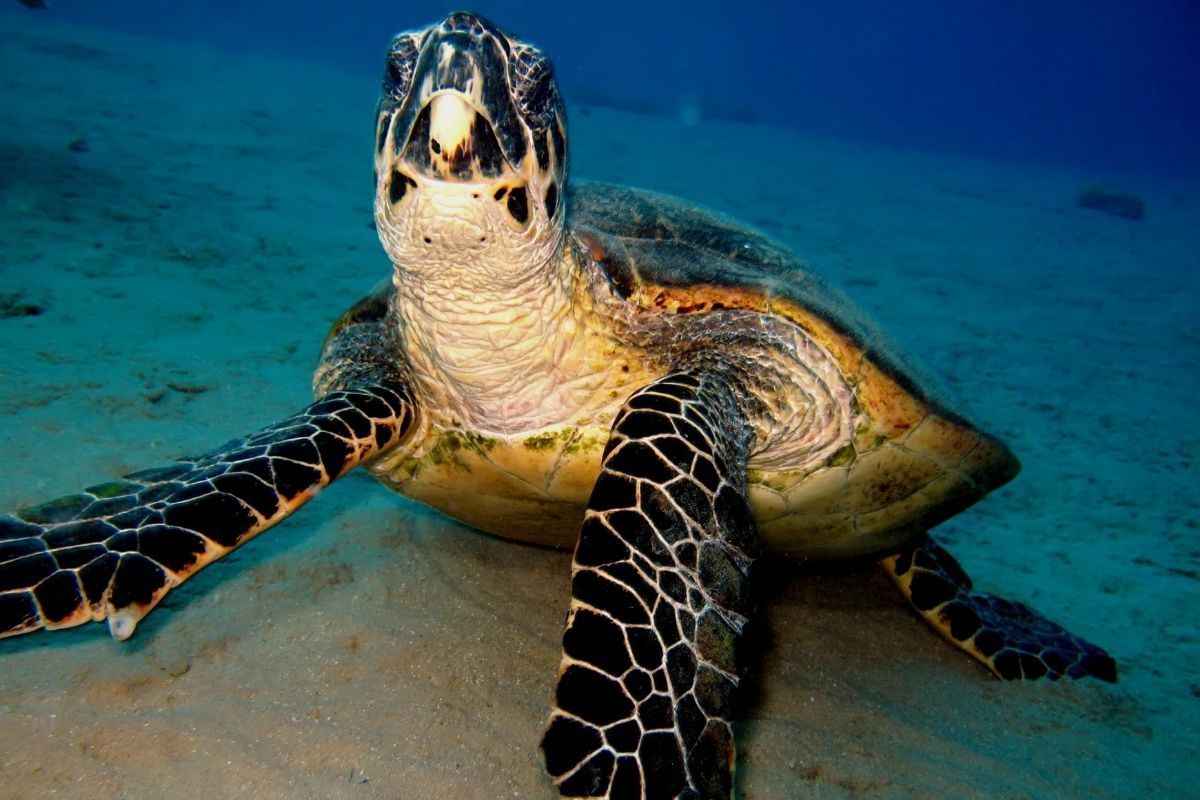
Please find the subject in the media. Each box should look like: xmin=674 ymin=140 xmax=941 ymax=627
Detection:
xmin=373 ymin=12 xmax=568 ymax=283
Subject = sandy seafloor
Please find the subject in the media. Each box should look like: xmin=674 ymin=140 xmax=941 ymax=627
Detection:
xmin=1 ymin=10 xmax=1198 ymax=800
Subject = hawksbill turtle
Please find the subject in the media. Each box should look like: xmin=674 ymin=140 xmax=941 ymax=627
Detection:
xmin=0 ymin=11 xmax=1115 ymax=799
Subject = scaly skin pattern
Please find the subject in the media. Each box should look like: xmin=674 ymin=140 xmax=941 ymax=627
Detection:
xmin=542 ymin=370 xmax=756 ymax=800
xmin=880 ymin=535 xmax=1117 ymax=681
xmin=0 ymin=385 xmax=413 ymax=640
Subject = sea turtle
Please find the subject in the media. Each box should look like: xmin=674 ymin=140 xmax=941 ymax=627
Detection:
xmin=0 ymin=11 xmax=1114 ymax=800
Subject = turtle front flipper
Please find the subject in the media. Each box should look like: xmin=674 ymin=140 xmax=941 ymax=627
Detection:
xmin=542 ymin=370 xmax=757 ymax=800
xmin=880 ymin=533 xmax=1116 ymax=682
xmin=0 ymin=384 xmax=414 ymax=641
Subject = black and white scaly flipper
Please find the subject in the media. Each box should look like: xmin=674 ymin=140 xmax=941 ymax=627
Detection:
xmin=0 ymin=383 xmax=414 ymax=640
xmin=881 ymin=533 xmax=1117 ymax=682
xmin=543 ymin=369 xmax=758 ymax=800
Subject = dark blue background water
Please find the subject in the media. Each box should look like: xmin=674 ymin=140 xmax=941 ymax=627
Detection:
xmin=32 ymin=1 xmax=1200 ymax=176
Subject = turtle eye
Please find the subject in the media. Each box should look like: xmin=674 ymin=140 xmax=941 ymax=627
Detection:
xmin=382 ymin=33 xmax=421 ymax=103
xmin=509 ymin=45 xmax=558 ymax=130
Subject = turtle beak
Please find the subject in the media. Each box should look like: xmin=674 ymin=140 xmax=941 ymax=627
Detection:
xmin=378 ymin=12 xmax=527 ymax=184
xmin=399 ymin=91 xmax=509 ymax=182
xmin=428 ymin=94 xmax=477 ymax=163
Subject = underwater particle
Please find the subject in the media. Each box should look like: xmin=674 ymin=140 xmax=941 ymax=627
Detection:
xmin=1076 ymin=184 xmax=1146 ymax=221
xmin=0 ymin=291 xmax=45 ymax=318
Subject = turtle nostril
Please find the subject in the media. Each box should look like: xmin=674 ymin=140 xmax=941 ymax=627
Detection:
xmin=431 ymin=139 xmax=442 ymax=155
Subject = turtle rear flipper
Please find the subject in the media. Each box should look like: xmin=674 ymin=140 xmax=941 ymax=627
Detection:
xmin=881 ymin=533 xmax=1117 ymax=682
xmin=0 ymin=384 xmax=413 ymax=641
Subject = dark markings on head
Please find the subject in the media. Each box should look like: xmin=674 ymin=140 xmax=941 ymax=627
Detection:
xmin=381 ymin=34 xmax=420 ymax=106
xmin=493 ymin=186 xmax=508 ymax=201
xmin=507 ymin=186 xmax=528 ymax=224
xmin=550 ymin=118 xmax=566 ymax=168
xmin=388 ymin=173 xmax=405 ymax=205
xmin=510 ymin=47 xmax=558 ymax=130
xmin=544 ymin=181 xmax=558 ymax=219
xmin=399 ymin=104 xmax=433 ymax=174
xmin=534 ymin=129 xmax=550 ymax=172
xmin=388 ymin=170 xmax=416 ymax=205
xmin=375 ymin=115 xmax=392 ymax=155
xmin=434 ymin=41 xmax=477 ymax=95
xmin=472 ymin=112 xmax=506 ymax=178
xmin=450 ymin=141 xmax=474 ymax=179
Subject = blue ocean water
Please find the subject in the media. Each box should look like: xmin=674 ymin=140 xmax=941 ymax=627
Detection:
xmin=45 ymin=0 xmax=1200 ymax=177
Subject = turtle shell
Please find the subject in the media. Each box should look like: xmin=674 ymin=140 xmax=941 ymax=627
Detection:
xmin=572 ymin=181 xmax=937 ymax=415
xmin=569 ymin=181 xmax=1020 ymax=557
